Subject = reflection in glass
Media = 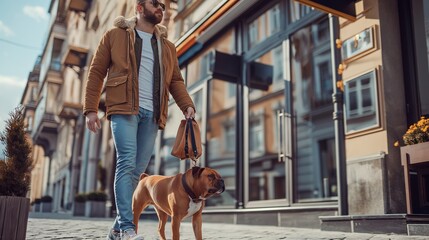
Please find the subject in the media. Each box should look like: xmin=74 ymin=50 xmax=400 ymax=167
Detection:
xmin=289 ymin=1 xmax=313 ymax=23
xmin=159 ymin=104 xmax=183 ymax=176
xmin=290 ymin=19 xmax=336 ymax=201
xmin=187 ymin=28 xmax=234 ymax=87
xmin=206 ymin=80 xmax=236 ymax=207
xmin=203 ymin=27 xmax=237 ymax=207
xmin=248 ymin=4 xmax=281 ymax=48
xmin=247 ymin=45 xmax=286 ymax=202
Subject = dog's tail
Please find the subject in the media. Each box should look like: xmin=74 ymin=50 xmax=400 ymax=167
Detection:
xmin=139 ymin=173 xmax=149 ymax=180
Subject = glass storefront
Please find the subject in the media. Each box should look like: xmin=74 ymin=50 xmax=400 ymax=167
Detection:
xmin=158 ymin=0 xmax=337 ymax=209
xmin=410 ymin=0 xmax=429 ymax=116
xmin=247 ymin=44 xmax=287 ymax=203
xmin=290 ymin=18 xmax=336 ymax=202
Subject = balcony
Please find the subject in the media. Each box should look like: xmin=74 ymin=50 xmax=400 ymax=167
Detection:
xmin=62 ymin=45 xmax=88 ymax=68
xmin=32 ymin=110 xmax=59 ymax=153
xmin=67 ymin=0 xmax=92 ymax=13
xmin=58 ymin=102 xmax=82 ymax=120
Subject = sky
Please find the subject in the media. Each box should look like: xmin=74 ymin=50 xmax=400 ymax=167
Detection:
xmin=0 ymin=0 xmax=51 ymax=158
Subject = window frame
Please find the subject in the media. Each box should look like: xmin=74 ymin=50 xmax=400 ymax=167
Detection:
xmin=344 ymin=69 xmax=381 ymax=135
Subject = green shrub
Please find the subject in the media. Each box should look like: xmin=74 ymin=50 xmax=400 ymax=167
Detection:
xmin=74 ymin=193 xmax=87 ymax=203
xmin=86 ymin=191 xmax=107 ymax=202
xmin=40 ymin=195 xmax=53 ymax=202
xmin=0 ymin=106 xmax=33 ymax=197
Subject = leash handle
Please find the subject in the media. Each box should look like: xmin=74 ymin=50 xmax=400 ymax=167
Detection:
xmin=184 ymin=119 xmax=190 ymax=159
xmin=189 ymin=119 xmax=198 ymax=158
xmin=184 ymin=118 xmax=199 ymax=162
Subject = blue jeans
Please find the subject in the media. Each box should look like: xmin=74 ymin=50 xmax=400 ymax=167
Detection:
xmin=110 ymin=108 xmax=159 ymax=231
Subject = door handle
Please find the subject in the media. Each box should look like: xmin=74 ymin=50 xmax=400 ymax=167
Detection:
xmin=284 ymin=113 xmax=292 ymax=160
xmin=277 ymin=110 xmax=284 ymax=163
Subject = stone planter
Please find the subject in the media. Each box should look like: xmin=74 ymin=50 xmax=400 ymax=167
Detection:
xmin=85 ymin=201 xmax=106 ymax=218
xmin=401 ymin=141 xmax=429 ymax=214
xmin=73 ymin=202 xmax=86 ymax=216
xmin=0 ymin=196 xmax=30 ymax=240
xmin=33 ymin=203 xmax=41 ymax=212
xmin=41 ymin=202 xmax=52 ymax=212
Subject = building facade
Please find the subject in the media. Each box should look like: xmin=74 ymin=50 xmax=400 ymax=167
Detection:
xmin=22 ymin=0 xmax=429 ymax=231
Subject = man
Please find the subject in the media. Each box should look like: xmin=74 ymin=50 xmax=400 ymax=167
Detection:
xmin=83 ymin=0 xmax=195 ymax=239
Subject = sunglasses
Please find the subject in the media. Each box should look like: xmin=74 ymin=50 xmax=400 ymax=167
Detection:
xmin=141 ymin=0 xmax=166 ymax=11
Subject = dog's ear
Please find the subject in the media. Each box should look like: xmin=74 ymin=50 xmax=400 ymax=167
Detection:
xmin=192 ymin=166 xmax=205 ymax=178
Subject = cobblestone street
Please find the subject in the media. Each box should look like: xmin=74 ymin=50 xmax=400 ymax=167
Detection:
xmin=26 ymin=213 xmax=429 ymax=240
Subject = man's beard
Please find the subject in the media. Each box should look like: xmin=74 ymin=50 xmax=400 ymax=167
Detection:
xmin=144 ymin=7 xmax=162 ymax=25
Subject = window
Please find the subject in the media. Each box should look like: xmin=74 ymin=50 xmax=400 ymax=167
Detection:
xmin=206 ymin=80 xmax=237 ymax=207
xmin=248 ymin=4 xmax=281 ymax=48
xmin=273 ymin=46 xmax=284 ymax=84
xmin=313 ymin=51 xmax=332 ymax=107
xmin=249 ymin=116 xmax=264 ymax=155
xmin=190 ymin=89 xmax=203 ymax=122
xmin=289 ymin=1 xmax=313 ymax=23
xmin=410 ymin=0 xmax=429 ymax=115
xmin=318 ymin=138 xmax=337 ymax=198
xmin=27 ymin=116 xmax=33 ymax=131
xmin=227 ymin=84 xmax=235 ymax=99
xmin=344 ymin=70 xmax=379 ymax=133
xmin=32 ymin=87 xmax=38 ymax=101
xmin=312 ymin=18 xmax=330 ymax=47
xmin=269 ymin=4 xmax=281 ymax=34
xmin=187 ymin=50 xmax=214 ymax=86
xmin=200 ymin=51 xmax=214 ymax=80
xmin=223 ymin=123 xmax=235 ymax=153
xmin=290 ymin=20 xmax=335 ymax=202
xmin=178 ymin=0 xmax=193 ymax=12
xmin=159 ymin=104 xmax=183 ymax=176
xmin=249 ymin=21 xmax=258 ymax=47
xmin=347 ymin=75 xmax=374 ymax=118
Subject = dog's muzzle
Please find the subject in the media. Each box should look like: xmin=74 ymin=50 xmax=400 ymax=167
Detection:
xmin=208 ymin=179 xmax=225 ymax=194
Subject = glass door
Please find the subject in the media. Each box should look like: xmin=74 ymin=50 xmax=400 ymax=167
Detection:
xmin=245 ymin=41 xmax=290 ymax=207
xmin=289 ymin=18 xmax=337 ymax=202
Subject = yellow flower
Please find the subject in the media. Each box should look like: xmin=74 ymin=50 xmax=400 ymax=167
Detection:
xmin=402 ymin=116 xmax=429 ymax=145
xmin=394 ymin=141 xmax=399 ymax=147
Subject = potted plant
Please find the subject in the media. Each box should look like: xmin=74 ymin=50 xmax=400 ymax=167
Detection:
xmin=397 ymin=116 xmax=429 ymax=213
xmin=85 ymin=191 xmax=107 ymax=217
xmin=33 ymin=198 xmax=41 ymax=212
xmin=40 ymin=195 xmax=53 ymax=212
xmin=0 ymin=107 xmax=33 ymax=240
xmin=73 ymin=193 xmax=87 ymax=216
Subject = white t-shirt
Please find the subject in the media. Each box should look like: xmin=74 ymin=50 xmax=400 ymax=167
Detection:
xmin=136 ymin=29 xmax=154 ymax=111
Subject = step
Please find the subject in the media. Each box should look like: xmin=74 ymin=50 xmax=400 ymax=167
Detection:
xmin=320 ymin=214 xmax=429 ymax=236
xmin=408 ymin=224 xmax=429 ymax=236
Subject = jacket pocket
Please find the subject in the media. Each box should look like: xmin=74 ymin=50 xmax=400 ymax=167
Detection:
xmin=105 ymin=75 xmax=128 ymax=107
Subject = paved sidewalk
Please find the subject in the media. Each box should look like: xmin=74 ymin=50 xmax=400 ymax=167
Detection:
xmin=27 ymin=213 xmax=428 ymax=240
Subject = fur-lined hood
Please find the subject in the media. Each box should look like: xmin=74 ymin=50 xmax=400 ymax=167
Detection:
xmin=113 ymin=16 xmax=168 ymax=39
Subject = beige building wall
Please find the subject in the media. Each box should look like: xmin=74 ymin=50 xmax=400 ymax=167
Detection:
xmin=29 ymin=146 xmax=46 ymax=201
xmin=340 ymin=0 xmax=407 ymax=214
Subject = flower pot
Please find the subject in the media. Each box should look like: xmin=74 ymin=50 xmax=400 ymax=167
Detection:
xmin=34 ymin=203 xmax=41 ymax=212
xmin=41 ymin=202 xmax=52 ymax=212
xmin=400 ymin=141 xmax=429 ymax=214
xmin=0 ymin=196 xmax=30 ymax=240
xmin=73 ymin=202 xmax=86 ymax=216
xmin=85 ymin=201 xmax=106 ymax=218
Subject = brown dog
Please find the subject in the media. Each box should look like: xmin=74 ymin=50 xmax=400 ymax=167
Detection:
xmin=132 ymin=166 xmax=224 ymax=240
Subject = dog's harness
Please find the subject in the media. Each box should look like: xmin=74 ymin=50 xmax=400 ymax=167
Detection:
xmin=181 ymin=174 xmax=205 ymax=203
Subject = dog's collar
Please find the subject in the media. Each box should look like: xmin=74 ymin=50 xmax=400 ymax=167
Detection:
xmin=181 ymin=173 xmax=203 ymax=203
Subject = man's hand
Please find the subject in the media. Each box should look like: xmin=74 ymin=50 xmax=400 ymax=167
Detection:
xmin=86 ymin=112 xmax=101 ymax=133
xmin=185 ymin=107 xmax=195 ymax=119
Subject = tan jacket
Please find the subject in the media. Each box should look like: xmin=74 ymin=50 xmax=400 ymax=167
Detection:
xmin=83 ymin=16 xmax=195 ymax=129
